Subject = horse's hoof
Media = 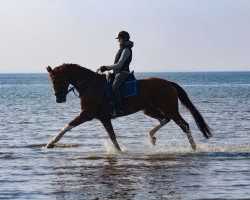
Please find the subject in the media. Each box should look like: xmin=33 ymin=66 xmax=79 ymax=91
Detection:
xmin=148 ymin=135 xmax=156 ymax=145
xmin=191 ymin=144 xmax=197 ymax=151
xmin=152 ymin=137 xmax=156 ymax=145
xmin=45 ymin=143 xmax=54 ymax=148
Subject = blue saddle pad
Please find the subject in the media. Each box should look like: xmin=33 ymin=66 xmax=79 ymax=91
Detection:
xmin=122 ymin=80 xmax=138 ymax=97
xmin=105 ymin=79 xmax=138 ymax=100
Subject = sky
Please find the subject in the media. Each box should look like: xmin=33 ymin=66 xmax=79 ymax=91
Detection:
xmin=0 ymin=0 xmax=249 ymax=73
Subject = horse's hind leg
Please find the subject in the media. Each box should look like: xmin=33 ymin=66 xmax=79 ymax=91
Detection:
xmin=148 ymin=119 xmax=170 ymax=145
xmin=171 ymin=113 xmax=197 ymax=150
xmin=143 ymin=108 xmax=171 ymax=145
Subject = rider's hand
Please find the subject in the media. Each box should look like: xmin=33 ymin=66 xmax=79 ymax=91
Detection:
xmin=99 ymin=66 xmax=108 ymax=73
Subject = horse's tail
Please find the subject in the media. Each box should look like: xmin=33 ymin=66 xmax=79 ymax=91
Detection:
xmin=171 ymin=82 xmax=212 ymax=139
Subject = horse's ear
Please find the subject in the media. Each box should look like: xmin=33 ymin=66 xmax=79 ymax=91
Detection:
xmin=46 ymin=66 xmax=54 ymax=74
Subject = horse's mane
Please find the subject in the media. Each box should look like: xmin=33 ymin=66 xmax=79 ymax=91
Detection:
xmin=56 ymin=63 xmax=96 ymax=75
xmin=55 ymin=63 xmax=99 ymax=76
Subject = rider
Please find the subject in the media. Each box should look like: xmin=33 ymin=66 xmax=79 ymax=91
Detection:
xmin=99 ymin=31 xmax=134 ymax=117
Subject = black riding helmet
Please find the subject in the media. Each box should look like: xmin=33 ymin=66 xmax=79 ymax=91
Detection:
xmin=116 ymin=31 xmax=130 ymax=41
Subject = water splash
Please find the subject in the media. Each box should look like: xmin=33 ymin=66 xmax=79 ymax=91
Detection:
xmin=102 ymin=140 xmax=250 ymax=158
xmin=102 ymin=140 xmax=122 ymax=155
xmin=25 ymin=143 xmax=81 ymax=149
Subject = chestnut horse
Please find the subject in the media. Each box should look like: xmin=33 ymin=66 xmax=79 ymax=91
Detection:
xmin=46 ymin=63 xmax=212 ymax=151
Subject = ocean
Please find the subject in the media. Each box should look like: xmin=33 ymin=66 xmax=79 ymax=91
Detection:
xmin=0 ymin=71 xmax=249 ymax=199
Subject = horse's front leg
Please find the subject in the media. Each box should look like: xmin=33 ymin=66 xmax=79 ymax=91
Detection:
xmin=46 ymin=125 xmax=74 ymax=148
xmin=100 ymin=119 xmax=121 ymax=152
xmin=46 ymin=111 xmax=94 ymax=148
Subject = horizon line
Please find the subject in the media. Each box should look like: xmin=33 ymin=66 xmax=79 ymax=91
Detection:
xmin=0 ymin=70 xmax=250 ymax=74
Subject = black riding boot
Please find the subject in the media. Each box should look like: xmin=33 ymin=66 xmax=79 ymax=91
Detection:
xmin=113 ymin=90 xmax=123 ymax=117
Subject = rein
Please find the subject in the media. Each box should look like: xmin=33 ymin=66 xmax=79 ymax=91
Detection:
xmin=67 ymin=79 xmax=95 ymax=99
xmin=67 ymin=86 xmax=80 ymax=98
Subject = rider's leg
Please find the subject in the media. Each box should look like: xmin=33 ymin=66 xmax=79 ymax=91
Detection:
xmin=112 ymin=72 xmax=129 ymax=116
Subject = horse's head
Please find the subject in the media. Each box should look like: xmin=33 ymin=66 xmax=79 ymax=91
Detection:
xmin=46 ymin=66 xmax=70 ymax=103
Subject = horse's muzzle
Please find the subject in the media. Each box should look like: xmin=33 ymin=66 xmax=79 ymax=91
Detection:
xmin=56 ymin=97 xmax=66 ymax=103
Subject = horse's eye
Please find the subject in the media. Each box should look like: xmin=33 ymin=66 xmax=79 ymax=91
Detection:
xmin=53 ymin=75 xmax=62 ymax=83
xmin=55 ymin=79 xmax=62 ymax=83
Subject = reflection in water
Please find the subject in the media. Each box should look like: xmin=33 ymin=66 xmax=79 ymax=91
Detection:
xmin=50 ymin=154 xmax=208 ymax=199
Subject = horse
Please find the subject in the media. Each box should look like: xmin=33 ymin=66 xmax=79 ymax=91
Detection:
xmin=45 ymin=63 xmax=212 ymax=151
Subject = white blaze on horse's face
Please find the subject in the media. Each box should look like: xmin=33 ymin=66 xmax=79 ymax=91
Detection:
xmin=46 ymin=66 xmax=69 ymax=103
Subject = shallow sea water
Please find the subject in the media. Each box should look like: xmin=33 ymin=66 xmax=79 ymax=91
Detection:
xmin=0 ymin=72 xmax=249 ymax=199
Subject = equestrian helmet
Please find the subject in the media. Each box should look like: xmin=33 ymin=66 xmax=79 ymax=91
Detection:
xmin=116 ymin=31 xmax=130 ymax=41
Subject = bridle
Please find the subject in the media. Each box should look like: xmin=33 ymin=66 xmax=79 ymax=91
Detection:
xmin=66 ymin=86 xmax=80 ymax=98
xmin=53 ymin=75 xmax=80 ymax=99
xmin=54 ymin=70 xmax=101 ymax=99
xmin=62 ymin=79 xmax=95 ymax=99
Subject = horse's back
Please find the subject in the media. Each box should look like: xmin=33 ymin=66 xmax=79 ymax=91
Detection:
xmin=137 ymin=77 xmax=178 ymax=103
xmin=139 ymin=77 xmax=176 ymax=92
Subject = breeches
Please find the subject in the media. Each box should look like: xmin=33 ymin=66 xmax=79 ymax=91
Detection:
xmin=112 ymin=72 xmax=129 ymax=92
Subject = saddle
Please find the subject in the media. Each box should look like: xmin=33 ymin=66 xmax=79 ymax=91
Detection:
xmin=105 ymin=71 xmax=138 ymax=102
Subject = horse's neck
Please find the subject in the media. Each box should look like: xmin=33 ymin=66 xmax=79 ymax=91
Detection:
xmin=66 ymin=68 xmax=104 ymax=89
